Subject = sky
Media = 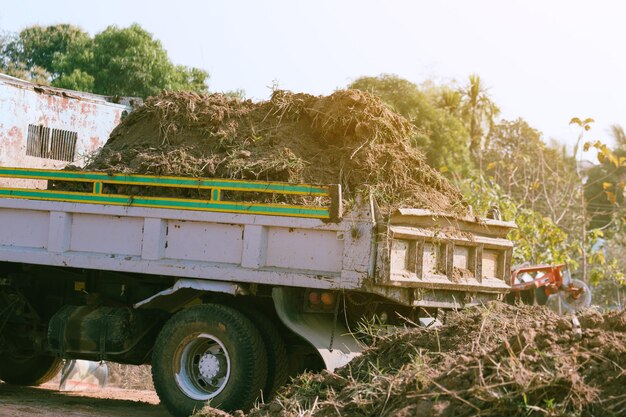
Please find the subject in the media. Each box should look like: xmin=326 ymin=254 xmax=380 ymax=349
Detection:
xmin=1 ymin=0 xmax=625 ymax=149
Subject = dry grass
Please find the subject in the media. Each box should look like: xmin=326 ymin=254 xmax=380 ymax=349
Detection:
xmin=107 ymin=364 xmax=154 ymax=391
xmin=48 ymin=362 xmax=154 ymax=391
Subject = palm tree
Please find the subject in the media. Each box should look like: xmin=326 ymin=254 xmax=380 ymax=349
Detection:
xmin=460 ymin=74 xmax=500 ymax=156
xmin=439 ymin=87 xmax=462 ymax=116
xmin=609 ymin=124 xmax=626 ymax=151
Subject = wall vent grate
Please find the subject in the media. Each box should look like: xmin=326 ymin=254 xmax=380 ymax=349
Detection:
xmin=26 ymin=124 xmax=78 ymax=162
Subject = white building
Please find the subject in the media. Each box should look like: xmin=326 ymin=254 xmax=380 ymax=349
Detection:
xmin=0 ymin=73 xmax=135 ymax=187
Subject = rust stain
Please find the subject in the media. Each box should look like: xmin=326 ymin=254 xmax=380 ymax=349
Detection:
xmin=80 ymin=102 xmax=91 ymax=115
xmin=89 ymin=136 xmax=102 ymax=152
xmin=60 ymin=97 xmax=70 ymax=111
xmin=46 ymin=95 xmax=54 ymax=107
xmin=7 ymin=126 xmax=23 ymax=144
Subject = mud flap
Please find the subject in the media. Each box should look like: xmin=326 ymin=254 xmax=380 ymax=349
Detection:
xmin=272 ymin=287 xmax=363 ymax=371
xmin=59 ymin=360 xmax=108 ymax=391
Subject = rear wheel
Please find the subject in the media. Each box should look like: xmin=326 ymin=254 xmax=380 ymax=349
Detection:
xmin=0 ymin=353 xmax=63 ymax=386
xmin=231 ymin=305 xmax=289 ymax=400
xmin=152 ymin=304 xmax=267 ymax=417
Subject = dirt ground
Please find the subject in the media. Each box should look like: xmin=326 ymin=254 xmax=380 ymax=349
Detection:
xmin=235 ymin=303 xmax=626 ymax=417
xmin=0 ymin=382 xmax=169 ymax=417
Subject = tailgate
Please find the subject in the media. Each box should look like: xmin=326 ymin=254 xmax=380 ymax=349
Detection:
xmin=374 ymin=209 xmax=515 ymax=308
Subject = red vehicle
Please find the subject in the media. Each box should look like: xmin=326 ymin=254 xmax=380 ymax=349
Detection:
xmin=508 ymin=264 xmax=591 ymax=312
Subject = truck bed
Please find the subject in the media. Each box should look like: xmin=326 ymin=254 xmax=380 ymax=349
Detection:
xmin=0 ymin=168 xmax=515 ymax=309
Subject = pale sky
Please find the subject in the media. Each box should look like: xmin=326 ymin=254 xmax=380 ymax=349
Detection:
xmin=1 ymin=0 xmax=625 ymax=149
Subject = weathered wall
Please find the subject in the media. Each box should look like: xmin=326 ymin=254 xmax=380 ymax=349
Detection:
xmin=0 ymin=74 xmax=132 ymax=188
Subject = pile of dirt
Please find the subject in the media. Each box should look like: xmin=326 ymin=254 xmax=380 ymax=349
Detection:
xmin=74 ymin=90 xmax=466 ymax=215
xmin=199 ymin=303 xmax=626 ymax=417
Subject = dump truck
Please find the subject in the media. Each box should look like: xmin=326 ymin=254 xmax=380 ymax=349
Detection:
xmin=0 ymin=166 xmax=515 ymax=417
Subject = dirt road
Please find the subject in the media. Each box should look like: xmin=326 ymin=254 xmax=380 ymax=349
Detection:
xmin=0 ymin=382 xmax=170 ymax=417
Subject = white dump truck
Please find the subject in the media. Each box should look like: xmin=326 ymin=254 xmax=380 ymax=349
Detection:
xmin=0 ymin=167 xmax=514 ymax=417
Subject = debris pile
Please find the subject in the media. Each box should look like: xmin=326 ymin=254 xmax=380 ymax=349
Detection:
xmin=77 ymin=90 xmax=466 ymax=214
xmin=199 ymin=303 xmax=626 ymax=417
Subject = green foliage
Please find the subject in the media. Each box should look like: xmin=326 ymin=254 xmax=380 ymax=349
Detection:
xmin=584 ymin=158 xmax=624 ymax=230
xmin=349 ymin=74 xmax=624 ymax=291
xmin=483 ymin=118 xmax=580 ymax=234
xmin=0 ymin=31 xmax=51 ymax=83
xmin=0 ymin=23 xmax=209 ymax=97
xmin=583 ymin=126 xmax=626 ymax=231
xmin=459 ymin=172 xmax=624 ymax=294
xmin=170 ymin=65 xmax=210 ymax=93
xmin=53 ymin=68 xmax=94 ymax=91
xmin=510 ymin=209 xmax=574 ymax=266
xmin=459 ymin=74 xmax=500 ymax=156
xmin=0 ymin=60 xmax=50 ymax=84
xmin=349 ymin=74 xmax=472 ymax=176
xmin=350 ymin=74 xmax=501 ymax=172
xmin=89 ymin=24 xmax=196 ymax=96
xmin=19 ymin=24 xmax=90 ymax=74
xmin=458 ymin=175 xmax=574 ymax=266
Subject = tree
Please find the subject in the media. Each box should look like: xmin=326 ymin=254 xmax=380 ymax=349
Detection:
xmin=458 ymin=174 xmax=575 ymax=266
xmin=86 ymin=24 xmax=203 ymax=97
xmin=349 ymin=74 xmax=473 ymax=176
xmin=19 ymin=25 xmax=90 ymax=76
xmin=583 ymin=124 xmax=626 ymax=231
xmin=0 ymin=31 xmax=51 ymax=83
xmin=438 ymin=86 xmax=462 ymax=116
xmin=53 ymin=68 xmax=95 ymax=92
xmin=459 ymin=74 xmax=500 ymax=157
xmin=483 ymin=118 xmax=580 ymax=232
xmin=0 ymin=23 xmax=209 ymax=97
xmin=584 ymin=163 xmax=624 ymax=231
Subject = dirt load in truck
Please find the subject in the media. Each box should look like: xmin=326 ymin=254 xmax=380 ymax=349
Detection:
xmin=67 ymin=89 xmax=465 ymax=215
xmin=0 ymin=89 xmax=515 ymax=417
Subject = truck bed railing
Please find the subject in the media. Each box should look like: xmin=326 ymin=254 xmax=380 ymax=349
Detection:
xmin=0 ymin=167 xmax=342 ymax=220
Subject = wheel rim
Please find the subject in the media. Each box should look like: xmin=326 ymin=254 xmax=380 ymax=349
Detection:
xmin=174 ymin=333 xmax=231 ymax=401
xmin=559 ymin=280 xmax=591 ymax=311
xmin=562 ymin=291 xmax=585 ymax=308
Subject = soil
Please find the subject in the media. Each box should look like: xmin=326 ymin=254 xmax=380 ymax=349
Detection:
xmin=56 ymin=90 xmax=468 ymax=216
xmin=196 ymin=303 xmax=626 ymax=417
xmin=4 ymin=306 xmax=624 ymax=417
xmin=0 ymin=382 xmax=168 ymax=417
xmin=452 ymin=266 xmax=474 ymax=281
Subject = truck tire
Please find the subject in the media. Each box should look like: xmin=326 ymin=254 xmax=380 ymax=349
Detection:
xmin=230 ymin=305 xmax=289 ymax=400
xmin=0 ymin=354 xmax=63 ymax=386
xmin=152 ymin=303 xmax=267 ymax=417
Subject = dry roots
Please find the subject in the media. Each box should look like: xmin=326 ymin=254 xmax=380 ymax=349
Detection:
xmin=228 ymin=304 xmax=626 ymax=417
xmin=75 ymin=89 xmax=466 ymax=216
